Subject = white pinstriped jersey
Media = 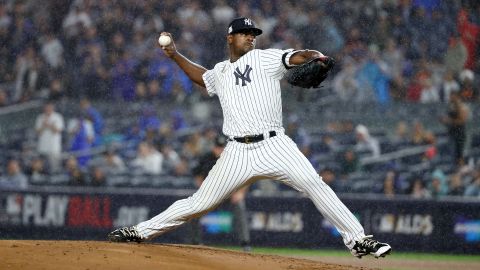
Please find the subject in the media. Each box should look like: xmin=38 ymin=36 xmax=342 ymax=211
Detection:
xmin=202 ymin=48 xmax=293 ymax=137
xmin=135 ymin=47 xmax=368 ymax=251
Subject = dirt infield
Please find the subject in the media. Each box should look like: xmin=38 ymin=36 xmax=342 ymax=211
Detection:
xmin=300 ymin=255 xmax=480 ymax=270
xmin=0 ymin=240 xmax=370 ymax=270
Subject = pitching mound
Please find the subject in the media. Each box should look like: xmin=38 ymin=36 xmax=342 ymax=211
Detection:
xmin=0 ymin=240 xmax=370 ymax=270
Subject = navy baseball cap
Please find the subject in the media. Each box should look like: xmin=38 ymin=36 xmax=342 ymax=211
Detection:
xmin=228 ymin=17 xmax=262 ymax=36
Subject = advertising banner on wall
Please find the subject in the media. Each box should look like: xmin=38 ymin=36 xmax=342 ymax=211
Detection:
xmin=0 ymin=187 xmax=478 ymax=254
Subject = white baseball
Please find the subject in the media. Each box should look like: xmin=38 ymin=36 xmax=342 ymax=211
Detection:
xmin=158 ymin=35 xmax=171 ymax=46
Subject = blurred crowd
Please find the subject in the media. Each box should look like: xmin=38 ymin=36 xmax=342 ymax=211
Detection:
xmin=0 ymin=0 xmax=479 ymax=105
xmin=1 ymin=98 xmax=479 ymax=199
xmin=1 ymin=0 xmax=480 ymax=199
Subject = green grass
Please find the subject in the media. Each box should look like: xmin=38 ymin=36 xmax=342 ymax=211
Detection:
xmin=218 ymin=246 xmax=480 ymax=262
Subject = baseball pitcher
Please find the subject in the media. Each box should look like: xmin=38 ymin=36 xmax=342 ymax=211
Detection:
xmin=109 ymin=17 xmax=391 ymax=259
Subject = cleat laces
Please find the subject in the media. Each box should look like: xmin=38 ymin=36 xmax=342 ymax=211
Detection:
xmin=108 ymin=226 xmax=143 ymax=242
xmin=361 ymin=235 xmax=379 ymax=249
xmin=120 ymin=227 xmax=140 ymax=238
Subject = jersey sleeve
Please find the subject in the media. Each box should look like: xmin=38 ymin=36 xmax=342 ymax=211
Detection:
xmin=261 ymin=48 xmax=295 ymax=80
xmin=202 ymin=69 xmax=217 ymax=96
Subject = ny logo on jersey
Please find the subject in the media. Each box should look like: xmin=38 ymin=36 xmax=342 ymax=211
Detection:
xmin=234 ymin=65 xmax=253 ymax=86
xmin=244 ymin=18 xmax=252 ymax=26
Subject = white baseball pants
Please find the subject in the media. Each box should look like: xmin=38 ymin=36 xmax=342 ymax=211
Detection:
xmin=136 ymin=132 xmax=365 ymax=249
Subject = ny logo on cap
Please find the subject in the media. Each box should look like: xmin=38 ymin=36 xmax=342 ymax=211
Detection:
xmin=244 ymin=18 xmax=252 ymax=26
xmin=234 ymin=65 xmax=253 ymax=86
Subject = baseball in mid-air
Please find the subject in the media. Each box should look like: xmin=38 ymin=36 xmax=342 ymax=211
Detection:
xmin=158 ymin=35 xmax=171 ymax=46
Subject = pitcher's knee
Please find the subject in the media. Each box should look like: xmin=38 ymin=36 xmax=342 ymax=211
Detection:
xmin=187 ymin=196 xmax=216 ymax=214
xmin=295 ymin=174 xmax=327 ymax=190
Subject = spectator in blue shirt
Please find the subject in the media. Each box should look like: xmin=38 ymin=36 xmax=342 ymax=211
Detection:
xmin=356 ymin=46 xmax=391 ymax=106
xmin=138 ymin=105 xmax=161 ymax=132
xmin=110 ymin=50 xmax=137 ymax=101
xmin=80 ymin=98 xmax=104 ymax=146
xmin=67 ymin=114 xmax=95 ymax=169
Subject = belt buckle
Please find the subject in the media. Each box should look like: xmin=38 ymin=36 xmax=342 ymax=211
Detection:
xmin=244 ymin=136 xmax=252 ymax=144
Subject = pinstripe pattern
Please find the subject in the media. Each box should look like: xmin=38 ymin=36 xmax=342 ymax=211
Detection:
xmin=136 ymin=48 xmax=366 ymax=249
xmin=136 ymin=142 xmax=253 ymax=239
xmin=251 ymin=134 xmax=364 ymax=247
xmin=202 ymin=49 xmax=289 ymax=137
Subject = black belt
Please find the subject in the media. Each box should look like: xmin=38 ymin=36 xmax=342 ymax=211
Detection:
xmin=231 ymin=131 xmax=276 ymax=144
